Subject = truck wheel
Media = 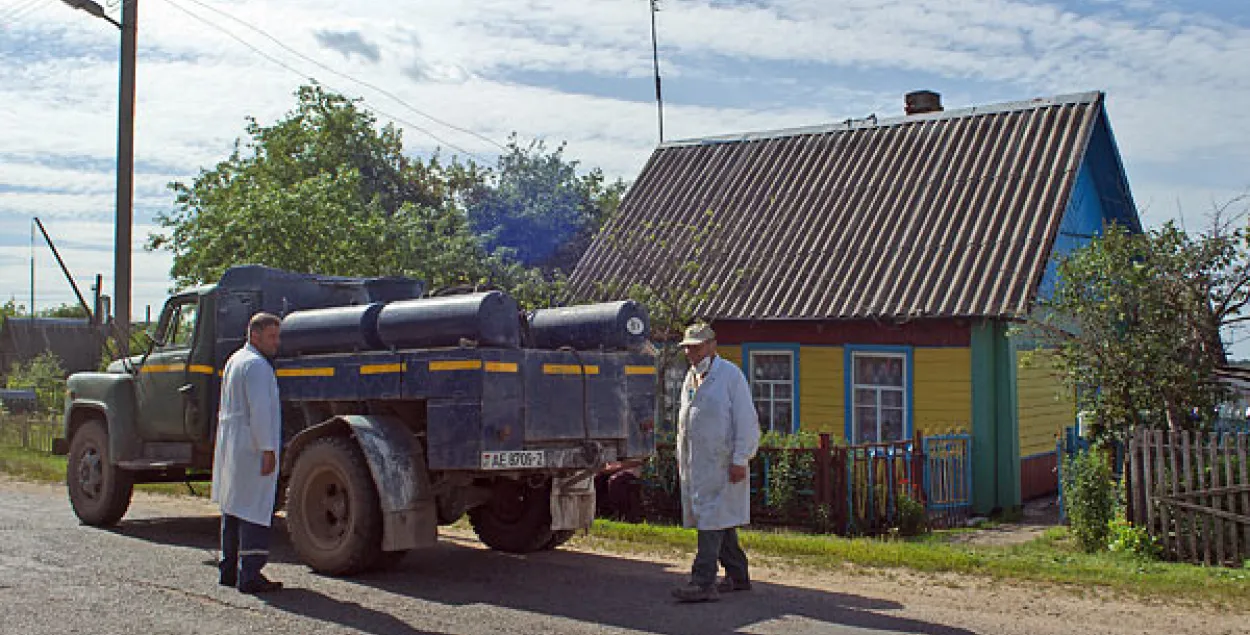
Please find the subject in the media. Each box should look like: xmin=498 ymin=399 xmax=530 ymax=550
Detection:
xmin=468 ymin=479 xmax=555 ymax=553
xmin=540 ymin=530 xmax=575 ymax=551
xmin=286 ymin=437 xmax=382 ymax=575
xmin=66 ymin=419 xmax=133 ymax=526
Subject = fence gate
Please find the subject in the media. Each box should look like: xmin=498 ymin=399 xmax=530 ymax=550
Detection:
xmin=923 ymin=434 xmax=972 ymax=528
xmin=1126 ymin=428 xmax=1250 ymax=566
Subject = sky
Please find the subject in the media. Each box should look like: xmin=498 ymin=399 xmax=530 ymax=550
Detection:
xmin=1 ymin=0 xmax=1249 ymax=345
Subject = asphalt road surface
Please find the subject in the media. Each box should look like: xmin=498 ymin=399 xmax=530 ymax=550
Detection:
xmin=1 ymin=481 xmax=1242 ymax=635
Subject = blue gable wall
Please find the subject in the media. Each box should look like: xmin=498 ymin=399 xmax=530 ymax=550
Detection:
xmin=1036 ymin=109 xmax=1140 ymax=299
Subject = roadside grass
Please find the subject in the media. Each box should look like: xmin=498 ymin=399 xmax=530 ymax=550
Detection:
xmin=3 ymin=445 xmax=1246 ymax=606
xmin=579 ymin=520 xmax=1250 ymax=607
xmin=0 ymin=445 xmax=210 ymax=498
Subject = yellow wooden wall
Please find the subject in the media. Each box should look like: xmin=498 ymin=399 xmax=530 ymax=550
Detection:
xmin=719 ymin=345 xmax=741 ymax=367
xmin=798 ymin=347 xmax=844 ymax=437
xmin=912 ymin=348 xmax=973 ymax=435
xmin=1017 ymin=350 xmax=1075 ymax=457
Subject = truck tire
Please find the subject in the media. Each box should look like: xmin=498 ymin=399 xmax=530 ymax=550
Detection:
xmin=540 ymin=530 xmax=575 ymax=551
xmin=286 ymin=437 xmax=383 ymax=575
xmin=66 ymin=419 xmax=133 ymax=526
xmin=468 ymin=479 xmax=556 ymax=553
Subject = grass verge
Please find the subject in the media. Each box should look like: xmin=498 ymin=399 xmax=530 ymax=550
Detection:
xmin=0 ymin=445 xmax=210 ymax=497
xmin=577 ymin=520 xmax=1250 ymax=607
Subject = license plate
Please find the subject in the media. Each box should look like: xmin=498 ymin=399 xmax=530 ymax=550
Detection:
xmin=480 ymin=450 xmax=546 ymax=470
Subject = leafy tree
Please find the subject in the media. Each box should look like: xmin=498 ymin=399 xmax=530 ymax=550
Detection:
xmin=463 ymin=136 xmax=625 ymax=274
xmin=39 ymin=303 xmax=89 ymax=318
xmin=6 ymin=351 xmax=67 ymax=414
xmin=1024 ymin=209 xmax=1250 ymax=437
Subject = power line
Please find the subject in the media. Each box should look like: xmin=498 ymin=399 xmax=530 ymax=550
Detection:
xmin=5 ymin=0 xmax=50 ymax=23
xmin=175 ymin=0 xmax=508 ymax=154
xmin=159 ymin=0 xmax=491 ymax=161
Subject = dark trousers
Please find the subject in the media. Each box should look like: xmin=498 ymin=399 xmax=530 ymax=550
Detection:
xmin=219 ymin=514 xmax=271 ymax=587
xmin=691 ymin=527 xmax=749 ymax=588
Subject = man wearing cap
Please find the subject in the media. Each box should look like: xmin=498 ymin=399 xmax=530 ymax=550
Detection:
xmin=671 ymin=322 xmax=761 ymax=603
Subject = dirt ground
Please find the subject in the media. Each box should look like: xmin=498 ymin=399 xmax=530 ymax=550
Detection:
xmin=1 ymin=478 xmax=1246 ymax=635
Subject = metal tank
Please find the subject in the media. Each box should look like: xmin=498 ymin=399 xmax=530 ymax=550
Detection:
xmin=278 ymin=303 xmax=386 ymax=356
xmin=376 ymin=291 xmax=521 ymax=350
xmin=526 ymin=300 xmax=649 ymax=351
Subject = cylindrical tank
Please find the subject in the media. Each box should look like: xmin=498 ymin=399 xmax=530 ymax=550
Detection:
xmin=526 ymin=300 xmax=649 ymax=351
xmin=376 ymin=291 xmax=521 ymax=350
xmin=279 ymin=303 xmax=385 ymax=356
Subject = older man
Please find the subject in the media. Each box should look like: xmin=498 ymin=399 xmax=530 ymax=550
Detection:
xmin=671 ymin=323 xmax=761 ymax=603
xmin=211 ymin=312 xmax=284 ymax=594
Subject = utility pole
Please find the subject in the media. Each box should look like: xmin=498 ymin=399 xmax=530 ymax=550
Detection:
xmin=115 ymin=0 xmax=137 ymax=356
xmin=60 ymin=0 xmax=133 ymax=355
xmin=649 ymin=0 xmax=664 ymax=144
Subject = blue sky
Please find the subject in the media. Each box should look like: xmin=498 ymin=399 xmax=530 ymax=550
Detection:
xmin=2 ymin=0 xmax=1249 ymax=347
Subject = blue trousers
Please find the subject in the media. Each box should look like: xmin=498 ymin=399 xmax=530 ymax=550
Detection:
xmin=219 ymin=514 xmax=271 ymax=587
xmin=691 ymin=527 xmax=749 ymax=588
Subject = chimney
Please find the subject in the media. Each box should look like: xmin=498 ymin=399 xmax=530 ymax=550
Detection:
xmin=904 ymin=90 xmax=943 ymax=115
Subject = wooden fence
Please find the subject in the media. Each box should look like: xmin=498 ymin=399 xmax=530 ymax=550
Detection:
xmin=0 ymin=414 xmax=60 ymax=454
xmin=1126 ymin=428 xmax=1250 ymax=566
xmin=642 ymin=431 xmax=972 ymax=535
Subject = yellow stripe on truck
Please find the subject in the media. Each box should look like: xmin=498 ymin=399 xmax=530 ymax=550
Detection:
xmin=542 ymin=364 xmax=599 ymax=375
xmin=359 ymin=363 xmax=406 ymax=375
xmin=429 ymin=360 xmax=483 ymax=372
xmin=485 ymin=362 xmax=518 ymax=373
xmin=625 ymin=365 xmax=656 ymax=375
xmin=275 ymin=367 xmax=335 ymax=378
xmin=140 ymin=364 xmax=185 ymax=373
xmin=188 ymin=364 xmax=215 ymax=375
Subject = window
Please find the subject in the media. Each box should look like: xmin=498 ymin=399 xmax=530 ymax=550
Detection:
xmin=159 ymin=301 xmax=198 ymax=350
xmin=749 ymin=350 xmax=794 ymax=434
xmin=851 ymin=352 xmax=907 ymax=443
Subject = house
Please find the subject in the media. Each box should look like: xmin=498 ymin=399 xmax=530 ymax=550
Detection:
xmin=0 ymin=317 xmax=108 ymax=375
xmin=570 ymin=91 xmax=1142 ymax=513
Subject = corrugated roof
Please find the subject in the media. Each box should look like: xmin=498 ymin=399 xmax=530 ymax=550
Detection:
xmin=570 ymin=91 xmax=1114 ymax=320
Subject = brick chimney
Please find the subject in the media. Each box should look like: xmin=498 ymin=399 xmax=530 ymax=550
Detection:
xmin=904 ymin=90 xmax=943 ymax=115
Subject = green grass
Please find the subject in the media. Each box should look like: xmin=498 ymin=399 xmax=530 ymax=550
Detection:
xmin=0 ymin=445 xmax=209 ymax=497
xmin=578 ymin=520 xmax=1250 ymax=607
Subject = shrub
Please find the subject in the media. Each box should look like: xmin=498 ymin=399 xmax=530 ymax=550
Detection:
xmin=6 ymin=352 xmax=67 ymax=415
xmin=1062 ymin=448 xmax=1117 ymax=553
xmin=1108 ymin=516 xmax=1161 ymax=560
xmin=893 ymin=490 xmax=929 ymax=536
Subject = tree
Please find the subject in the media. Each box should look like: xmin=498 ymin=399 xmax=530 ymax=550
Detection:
xmin=463 ymin=136 xmax=625 ymax=274
xmin=1023 ymin=207 xmax=1250 ymax=438
xmin=585 ymin=211 xmax=749 ymax=434
xmin=39 ymin=303 xmax=89 ymax=319
xmin=149 ymin=84 xmax=482 ymax=287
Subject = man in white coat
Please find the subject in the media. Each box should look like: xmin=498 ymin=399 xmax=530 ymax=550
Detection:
xmin=671 ymin=323 xmax=761 ymax=603
xmin=212 ymin=312 xmax=284 ymax=594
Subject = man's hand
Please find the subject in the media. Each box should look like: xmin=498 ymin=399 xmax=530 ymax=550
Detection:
xmin=261 ymin=451 xmax=277 ymax=476
xmin=728 ymin=464 xmax=747 ymax=483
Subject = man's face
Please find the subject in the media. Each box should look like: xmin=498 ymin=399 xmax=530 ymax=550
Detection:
xmin=683 ymin=340 xmax=715 ymax=366
xmin=251 ymin=324 xmax=281 ymax=358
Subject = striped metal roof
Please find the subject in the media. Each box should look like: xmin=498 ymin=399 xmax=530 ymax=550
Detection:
xmin=571 ymin=91 xmax=1114 ymax=320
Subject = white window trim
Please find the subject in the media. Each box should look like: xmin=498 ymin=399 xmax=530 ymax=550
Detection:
xmin=850 ymin=351 xmax=908 ymax=443
xmin=749 ymin=349 xmax=795 ymax=434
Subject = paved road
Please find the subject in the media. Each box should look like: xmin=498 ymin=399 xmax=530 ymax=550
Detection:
xmin=0 ymin=482 xmax=974 ymax=635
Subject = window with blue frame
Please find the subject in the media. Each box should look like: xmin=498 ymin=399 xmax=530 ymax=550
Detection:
xmin=850 ymin=351 xmax=907 ymax=443
xmin=747 ymin=349 xmax=795 ymax=434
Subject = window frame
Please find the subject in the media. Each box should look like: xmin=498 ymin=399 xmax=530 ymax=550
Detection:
xmin=741 ymin=343 xmax=801 ymax=434
xmin=843 ymin=345 xmax=913 ymax=444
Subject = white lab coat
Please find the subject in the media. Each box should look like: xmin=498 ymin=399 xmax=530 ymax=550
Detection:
xmin=676 ymin=355 xmax=761 ymax=530
xmin=210 ymin=343 xmax=282 ymax=527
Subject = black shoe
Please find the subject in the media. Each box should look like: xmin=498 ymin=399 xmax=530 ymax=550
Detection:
xmin=218 ymin=575 xmax=237 ymax=588
xmin=716 ymin=577 xmax=751 ymax=592
xmin=671 ymin=583 xmax=719 ymax=603
xmin=237 ymin=576 xmax=284 ymax=594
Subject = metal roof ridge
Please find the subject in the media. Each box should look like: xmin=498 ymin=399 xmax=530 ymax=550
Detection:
xmin=659 ymin=90 xmax=1104 ymax=149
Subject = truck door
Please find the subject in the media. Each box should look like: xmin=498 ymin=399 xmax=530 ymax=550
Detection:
xmin=135 ymin=295 xmax=199 ymax=441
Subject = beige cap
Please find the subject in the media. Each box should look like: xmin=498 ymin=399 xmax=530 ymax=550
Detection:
xmin=678 ymin=323 xmax=716 ymax=346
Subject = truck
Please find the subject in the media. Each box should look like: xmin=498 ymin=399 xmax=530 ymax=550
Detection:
xmin=53 ymin=265 xmax=656 ymax=574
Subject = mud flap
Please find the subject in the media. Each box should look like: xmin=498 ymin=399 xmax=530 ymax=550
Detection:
xmin=550 ymin=472 xmax=596 ymax=531
xmin=335 ymin=415 xmax=439 ymax=552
